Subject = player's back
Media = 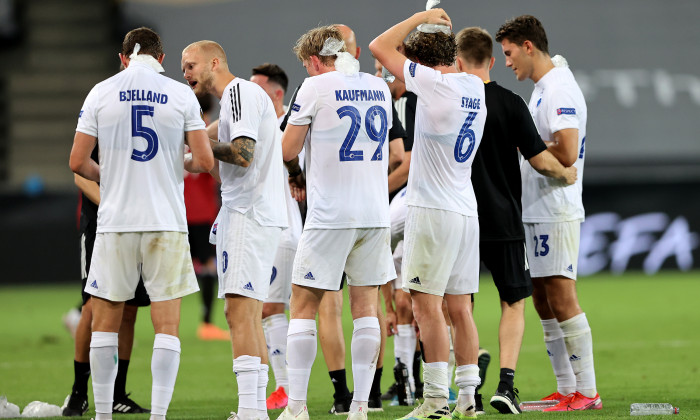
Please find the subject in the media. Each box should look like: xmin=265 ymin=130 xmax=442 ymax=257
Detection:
xmin=77 ymin=60 xmax=204 ymax=233
xmin=403 ymin=61 xmax=486 ymax=216
xmin=291 ymin=71 xmax=392 ymax=229
xmin=472 ymin=81 xmax=546 ymax=240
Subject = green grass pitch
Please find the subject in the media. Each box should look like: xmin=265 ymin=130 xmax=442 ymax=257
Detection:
xmin=1 ymin=271 xmax=698 ymax=419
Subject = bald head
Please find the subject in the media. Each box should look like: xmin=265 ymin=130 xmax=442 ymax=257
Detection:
xmin=334 ymin=24 xmax=360 ymax=59
xmin=183 ymin=40 xmax=228 ymax=65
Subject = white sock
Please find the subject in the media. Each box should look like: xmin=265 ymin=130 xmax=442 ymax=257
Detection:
xmin=286 ymin=319 xmax=316 ymax=415
xmin=423 ymin=361 xmax=449 ymax=400
xmin=149 ymin=415 xmax=165 ymax=420
xmin=151 ymin=334 xmax=181 ymax=417
xmin=396 ymin=324 xmax=417 ymax=391
xmin=560 ymin=313 xmax=597 ymax=397
xmin=90 ymin=331 xmax=118 ymax=419
xmin=447 ymin=326 xmax=455 ymax=390
xmin=258 ymin=364 xmax=269 ymax=417
xmin=454 ymin=364 xmax=480 ymax=409
xmin=233 ymin=355 xmax=261 ymax=419
xmin=541 ymin=318 xmax=576 ymax=395
xmin=263 ymin=314 xmax=289 ymax=393
xmin=350 ymin=317 xmax=380 ymax=411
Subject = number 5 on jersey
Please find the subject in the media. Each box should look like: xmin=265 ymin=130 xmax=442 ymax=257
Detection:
xmin=337 ymin=105 xmax=387 ymax=162
xmin=131 ymin=105 xmax=159 ymax=162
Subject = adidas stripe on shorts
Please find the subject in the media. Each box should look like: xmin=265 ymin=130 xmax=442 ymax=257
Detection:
xmin=524 ymin=221 xmax=580 ymax=280
xmin=291 ymin=227 xmax=396 ymax=290
xmin=215 ymin=206 xmax=282 ymax=301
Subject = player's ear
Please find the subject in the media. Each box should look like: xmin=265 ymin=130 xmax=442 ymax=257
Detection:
xmin=119 ymin=53 xmax=129 ymax=69
xmin=158 ymin=53 xmax=165 ymax=64
xmin=523 ymin=40 xmax=534 ymax=55
xmin=489 ymin=56 xmax=495 ymax=71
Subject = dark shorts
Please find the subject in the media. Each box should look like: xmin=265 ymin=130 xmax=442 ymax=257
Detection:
xmin=79 ymin=219 xmax=150 ymax=307
xmin=188 ymin=223 xmax=216 ymax=264
xmin=480 ymin=240 xmax=533 ymax=304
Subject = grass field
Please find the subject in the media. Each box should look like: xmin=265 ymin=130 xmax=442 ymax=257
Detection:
xmin=1 ymin=271 xmax=698 ymax=419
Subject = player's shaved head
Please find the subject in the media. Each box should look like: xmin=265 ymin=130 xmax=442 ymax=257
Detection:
xmin=334 ymin=24 xmax=358 ymax=59
xmin=183 ymin=40 xmax=228 ymax=65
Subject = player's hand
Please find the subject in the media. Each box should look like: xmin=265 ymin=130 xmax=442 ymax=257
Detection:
xmin=289 ymin=173 xmax=306 ymax=202
xmin=420 ymin=8 xmax=452 ymax=29
xmin=386 ymin=311 xmax=398 ymax=336
xmin=562 ymin=165 xmax=577 ymax=185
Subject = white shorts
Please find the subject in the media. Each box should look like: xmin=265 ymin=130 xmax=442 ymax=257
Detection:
xmin=392 ymin=240 xmax=403 ymax=290
xmin=85 ymin=231 xmax=198 ymax=302
xmin=292 ymin=228 xmax=396 ymax=290
xmin=524 ymin=221 xmax=580 ymax=279
xmin=265 ymin=246 xmax=295 ymax=305
xmin=216 ymin=207 xmax=283 ymax=301
xmin=402 ymin=206 xmax=479 ymax=296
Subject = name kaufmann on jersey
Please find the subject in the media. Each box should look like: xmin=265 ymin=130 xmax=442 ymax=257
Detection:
xmin=335 ymin=89 xmax=386 ymax=102
xmin=119 ymin=89 xmax=168 ymax=104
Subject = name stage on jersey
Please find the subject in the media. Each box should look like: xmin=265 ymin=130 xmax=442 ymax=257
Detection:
xmin=119 ymin=90 xmax=168 ymax=104
xmin=461 ymin=97 xmax=481 ymax=110
xmin=335 ymin=89 xmax=386 ymax=102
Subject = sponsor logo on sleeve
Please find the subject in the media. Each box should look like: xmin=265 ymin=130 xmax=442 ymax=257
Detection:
xmin=409 ymin=62 xmax=417 ymax=77
xmin=292 ymin=103 xmax=301 ymax=112
xmin=557 ymin=107 xmax=576 ymax=115
xmin=79 ymin=110 xmax=84 ymax=118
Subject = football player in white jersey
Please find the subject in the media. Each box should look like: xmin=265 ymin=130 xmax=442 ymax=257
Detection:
xmin=249 ymin=62 xmax=303 ymax=411
xmin=371 ymin=9 xmax=487 ymax=420
xmin=69 ymin=27 xmax=214 ymax=420
xmin=181 ymin=41 xmax=288 ymax=420
xmin=276 ymin=25 xmax=395 ymax=420
xmin=496 ymin=15 xmax=600 ymax=411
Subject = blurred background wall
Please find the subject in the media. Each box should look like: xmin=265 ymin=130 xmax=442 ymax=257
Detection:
xmin=1 ymin=0 xmax=698 ymax=284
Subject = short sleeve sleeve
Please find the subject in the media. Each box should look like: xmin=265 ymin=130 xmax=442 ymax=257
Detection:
xmin=513 ymin=94 xmax=546 ymax=159
xmin=287 ymin=79 xmax=317 ymax=126
xmin=547 ymin=88 xmax=580 ymax=134
xmin=76 ymin=86 xmax=99 ymax=137
xmin=226 ymin=82 xmax=264 ymax=142
xmin=183 ymin=88 xmax=206 ymax=132
xmin=403 ymin=60 xmax=438 ymax=99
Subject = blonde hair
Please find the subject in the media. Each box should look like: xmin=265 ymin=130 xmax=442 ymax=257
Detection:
xmin=183 ymin=40 xmax=228 ymax=64
xmin=293 ymin=25 xmax=344 ymax=65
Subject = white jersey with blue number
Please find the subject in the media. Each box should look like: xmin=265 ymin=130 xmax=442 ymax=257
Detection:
xmin=218 ymin=78 xmax=287 ymax=228
xmin=403 ymin=60 xmax=486 ymax=217
xmin=76 ymin=60 xmax=205 ymax=233
xmin=287 ymin=71 xmax=392 ymax=229
xmin=523 ymin=66 xmax=586 ymax=222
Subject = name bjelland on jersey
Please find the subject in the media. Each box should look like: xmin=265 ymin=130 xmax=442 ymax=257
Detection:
xmin=119 ymin=89 xmax=168 ymax=104
xmin=334 ymin=89 xmax=386 ymax=102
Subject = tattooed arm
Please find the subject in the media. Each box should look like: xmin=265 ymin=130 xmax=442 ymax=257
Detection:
xmin=210 ymin=136 xmax=256 ymax=168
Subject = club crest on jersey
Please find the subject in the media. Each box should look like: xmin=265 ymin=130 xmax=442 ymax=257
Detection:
xmin=557 ymin=107 xmax=576 ymax=115
xmin=212 ymin=223 xmax=218 ymax=235
xmin=409 ymin=62 xmax=417 ymax=77
xmin=222 ymin=251 xmax=228 ymax=273
xmin=292 ymin=103 xmax=301 ymax=112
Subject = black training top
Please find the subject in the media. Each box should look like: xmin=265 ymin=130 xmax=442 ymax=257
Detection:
xmin=79 ymin=145 xmax=99 ymax=225
xmin=395 ymin=91 xmax=416 ymax=153
xmin=472 ymin=81 xmax=547 ymax=241
xmin=389 ymin=103 xmax=407 ymax=143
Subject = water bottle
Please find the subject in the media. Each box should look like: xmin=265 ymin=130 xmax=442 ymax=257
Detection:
xmin=394 ymin=360 xmax=414 ymax=406
xmin=630 ymin=403 xmax=679 ymax=415
xmin=518 ymin=400 xmax=559 ymax=412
